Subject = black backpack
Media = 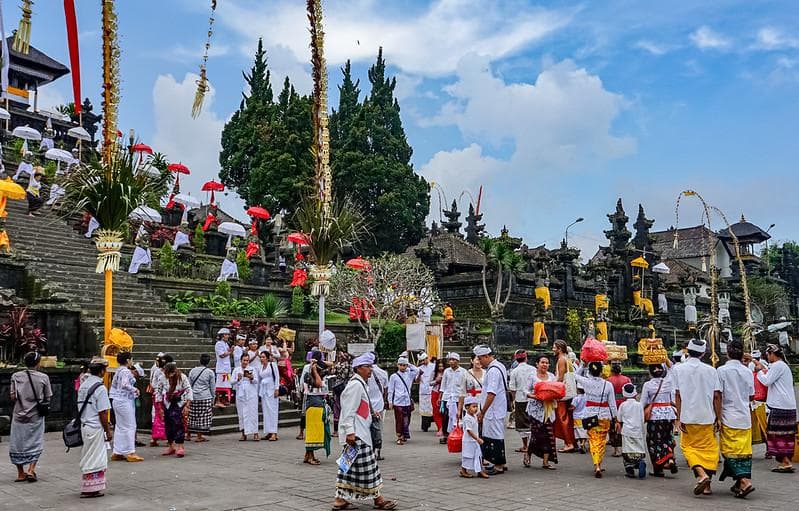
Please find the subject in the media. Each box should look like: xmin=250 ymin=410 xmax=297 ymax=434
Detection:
xmin=63 ymin=382 xmax=103 ymax=451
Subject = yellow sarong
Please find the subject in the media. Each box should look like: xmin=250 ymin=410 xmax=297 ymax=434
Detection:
xmin=533 ymin=321 xmax=547 ymax=346
xmin=680 ymin=424 xmax=719 ymax=473
xmin=751 ymin=404 xmax=767 ymax=445
xmin=720 ymin=426 xmax=752 ymax=457
xmin=588 ymin=419 xmax=611 ymax=465
xmin=305 ymin=406 xmax=327 ymax=452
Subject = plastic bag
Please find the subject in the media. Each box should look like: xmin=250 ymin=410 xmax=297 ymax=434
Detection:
xmin=580 ymin=337 xmax=608 ymax=363
xmin=447 ymin=424 xmax=463 ymax=453
xmin=533 ymin=381 xmax=566 ymax=402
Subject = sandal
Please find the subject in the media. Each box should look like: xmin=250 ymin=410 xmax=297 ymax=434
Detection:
xmin=14 ymin=477 xmax=27 ymax=483
xmin=459 ymin=469 xmax=474 ymax=478
xmin=26 ymin=472 xmax=37 ymax=482
xmin=542 ymin=464 xmax=556 ymax=470
xmin=331 ymin=503 xmax=359 ymax=510
xmin=771 ymin=466 xmax=795 ymax=473
xmin=80 ymin=492 xmax=105 ymax=499
xmin=194 ymin=438 xmax=208 ymax=443
xmin=396 ymin=439 xmax=404 ymax=445
xmin=693 ymin=477 xmax=711 ymax=495
xmin=735 ymin=485 xmax=755 ymax=499
xmin=304 ymin=458 xmax=321 ymax=466
xmin=594 ymin=469 xmax=603 ymax=478
xmin=296 ymin=433 xmax=305 ymax=440
xmin=477 ymin=471 xmax=490 ymax=479
xmin=515 ymin=447 xmax=526 ymax=453
xmin=558 ymin=447 xmax=577 ymax=453
xmin=373 ymin=499 xmax=397 ymax=510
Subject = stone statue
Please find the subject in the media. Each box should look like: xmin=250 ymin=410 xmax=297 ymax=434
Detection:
xmin=718 ymin=292 xmax=731 ymax=326
xmin=465 ymin=203 xmax=485 ymax=245
xmin=218 ymin=246 xmax=239 ymax=281
xmin=173 ymin=222 xmax=192 ymax=251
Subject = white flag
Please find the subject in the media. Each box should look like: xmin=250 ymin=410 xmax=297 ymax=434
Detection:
xmin=0 ymin=0 xmax=9 ymax=96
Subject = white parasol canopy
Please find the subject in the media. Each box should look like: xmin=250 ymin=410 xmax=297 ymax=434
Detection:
xmin=172 ymin=193 xmax=201 ymax=210
xmin=129 ymin=205 xmax=162 ymax=223
xmin=44 ymin=148 xmax=74 ymax=163
xmin=218 ymin=221 xmax=247 ymax=248
xmin=767 ymin=321 xmax=791 ymax=333
xmin=652 ymin=262 xmax=671 ymax=274
xmin=0 ymin=108 xmax=10 ymax=121
xmin=67 ymin=126 xmax=91 ymax=141
xmin=12 ymin=125 xmax=42 ymax=141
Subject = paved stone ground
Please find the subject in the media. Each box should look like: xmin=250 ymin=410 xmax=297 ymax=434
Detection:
xmin=1 ymin=416 xmax=797 ymax=511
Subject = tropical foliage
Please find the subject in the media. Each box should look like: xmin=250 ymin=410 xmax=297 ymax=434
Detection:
xmin=167 ymin=290 xmax=288 ymax=320
xmin=291 ymin=196 xmax=368 ymax=266
xmin=0 ymin=307 xmax=47 ymax=364
xmin=479 ymin=237 xmax=525 ymax=318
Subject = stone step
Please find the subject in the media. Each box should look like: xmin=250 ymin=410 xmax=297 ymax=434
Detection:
xmin=124 ymin=328 xmax=207 ymax=338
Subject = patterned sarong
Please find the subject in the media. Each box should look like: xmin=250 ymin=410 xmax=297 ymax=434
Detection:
xmin=188 ymin=398 xmax=213 ymax=434
xmin=81 ymin=471 xmax=106 ymax=494
xmin=719 ymin=426 xmax=752 ymax=482
xmin=335 ymin=439 xmax=383 ymax=501
xmin=646 ymin=419 xmax=675 ymax=472
xmin=587 ymin=419 xmax=611 ymax=465
xmin=528 ymin=416 xmax=557 ymax=463
xmin=766 ymin=407 xmax=797 ymax=462
xmin=554 ymin=401 xmax=575 ymax=445
xmin=680 ymin=423 xmax=718 ymax=475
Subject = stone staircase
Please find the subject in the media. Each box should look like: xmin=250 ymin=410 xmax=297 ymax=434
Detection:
xmin=4 ymin=198 xmax=213 ymax=369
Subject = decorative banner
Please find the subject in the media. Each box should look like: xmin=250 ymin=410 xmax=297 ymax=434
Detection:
xmin=191 ymin=1 xmax=216 ymax=118
xmin=63 ymin=0 xmax=82 ymax=114
xmin=0 ymin=0 xmax=9 ymax=95
xmin=101 ymin=0 xmax=120 ymax=164
xmin=11 ymin=0 xmax=33 ymax=54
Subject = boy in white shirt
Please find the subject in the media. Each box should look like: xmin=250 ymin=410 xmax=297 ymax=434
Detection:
xmin=460 ymin=396 xmax=488 ymax=479
xmin=616 ymin=383 xmax=646 ymax=479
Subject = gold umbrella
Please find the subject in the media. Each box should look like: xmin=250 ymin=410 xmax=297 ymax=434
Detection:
xmin=0 ymin=179 xmax=27 ymax=200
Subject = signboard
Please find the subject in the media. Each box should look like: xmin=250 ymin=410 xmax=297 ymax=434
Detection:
xmin=348 ymin=343 xmax=375 ymax=356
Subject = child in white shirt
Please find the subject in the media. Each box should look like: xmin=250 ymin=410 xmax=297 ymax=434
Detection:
xmin=571 ymin=386 xmax=588 ymax=453
xmin=616 ymin=383 xmax=647 ymax=479
xmin=460 ymin=396 xmax=488 ymax=479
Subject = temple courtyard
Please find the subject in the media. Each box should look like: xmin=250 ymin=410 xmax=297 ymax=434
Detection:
xmin=1 ymin=421 xmax=796 ymax=511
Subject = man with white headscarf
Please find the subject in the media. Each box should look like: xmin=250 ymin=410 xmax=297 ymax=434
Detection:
xmin=440 ymin=353 xmax=466 ymax=445
xmin=672 ymin=339 xmax=722 ymax=496
xmin=474 ymin=344 xmax=509 ymax=474
xmin=417 ymin=352 xmax=435 ymax=432
xmin=387 ymin=355 xmax=419 ymax=445
xmin=366 ymin=351 xmax=389 ymax=460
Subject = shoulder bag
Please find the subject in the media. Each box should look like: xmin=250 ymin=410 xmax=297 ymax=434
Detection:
xmin=561 ymin=359 xmax=577 ymax=401
xmin=190 ymin=367 xmax=212 ymax=388
xmin=397 ymin=373 xmax=415 ymax=412
xmin=26 ymin=370 xmax=50 ymax=417
xmin=486 ymin=365 xmax=513 ymax=412
xmin=643 ymin=378 xmax=664 ymax=422
xmin=582 ymin=381 xmax=608 ymax=431
xmin=63 ymin=382 xmax=103 ymax=451
xmin=357 ymin=379 xmax=382 ymax=448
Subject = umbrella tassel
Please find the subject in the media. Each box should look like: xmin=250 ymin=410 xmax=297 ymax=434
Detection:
xmin=12 ymin=0 xmax=33 ymax=54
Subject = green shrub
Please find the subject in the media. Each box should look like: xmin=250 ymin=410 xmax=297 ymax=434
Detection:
xmin=193 ymin=224 xmax=205 ymax=252
xmin=215 ymin=280 xmax=231 ymax=299
xmin=236 ymin=250 xmax=251 ymax=283
xmin=376 ymin=321 xmax=405 ymax=361
xmin=291 ymin=286 xmax=305 ymax=317
xmin=158 ymin=243 xmax=177 ymax=276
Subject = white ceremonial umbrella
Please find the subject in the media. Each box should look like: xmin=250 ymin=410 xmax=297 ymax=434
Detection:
xmin=129 ymin=205 xmax=162 ymax=223
xmin=767 ymin=321 xmax=791 ymax=333
xmin=172 ymin=193 xmax=201 ymax=223
xmin=12 ymin=125 xmax=42 ymax=141
xmin=0 ymin=108 xmax=10 ymax=121
xmin=45 ymin=148 xmax=75 ymax=173
xmin=652 ymin=262 xmax=671 ymax=274
xmin=67 ymin=126 xmax=91 ymax=141
xmin=218 ymin=221 xmax=247 ymax=247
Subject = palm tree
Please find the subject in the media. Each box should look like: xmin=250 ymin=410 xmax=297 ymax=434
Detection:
xmin=480 ymin=237 xmax=525 ymax=318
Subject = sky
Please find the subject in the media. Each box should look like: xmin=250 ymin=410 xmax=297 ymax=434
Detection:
xmin=22 ymin=0 xmax=799 ymax=258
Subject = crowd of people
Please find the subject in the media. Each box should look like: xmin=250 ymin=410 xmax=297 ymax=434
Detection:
xmin=5 ymin=334 xmax=797 ymax=506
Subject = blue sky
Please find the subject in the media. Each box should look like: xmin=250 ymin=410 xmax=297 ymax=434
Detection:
xmin=25 ymin=0 xmax=799 ymax=256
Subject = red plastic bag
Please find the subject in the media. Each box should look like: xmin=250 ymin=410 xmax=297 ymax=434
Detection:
xmin=753 ymin=372 xmax=768 ymax=402
xmin=533 ymin=381 xmax=566 ymax=402
xmin=580 ymin=337 xmax=608 ymax=363
xmin=447 ymin=424 xmax=463 ymax=453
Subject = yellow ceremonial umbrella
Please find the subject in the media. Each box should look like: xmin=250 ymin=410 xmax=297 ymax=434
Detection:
xmin=0 ymin=179 xmax=27 ymax=200
xmin=630 ymin=256 xmax=649 ymax=269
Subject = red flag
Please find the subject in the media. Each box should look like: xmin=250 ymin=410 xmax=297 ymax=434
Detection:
xmin=356 ymin=399 xmax=370 ymax=419
xmin=63 ymin=1 xmax=82 ymax=114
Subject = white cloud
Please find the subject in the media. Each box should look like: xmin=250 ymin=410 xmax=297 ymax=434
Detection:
xmin=690 ymin=25 xmax=732 ymax=50
xmin=393 ymin=73 xmax=423 ymax=102
xmin=754 ymin=27 xmax=799 ymax=51
xmin=35 ymin=83 xmax=68 ymax=111
xmin=420 ymin=143 xmax=505 ymax=198
xmin=634 ymin=40 xmax=669 ymax=56
xmin=159 ymin=44 xmax=231 ymax=62
xmin=218 ymin=0 xmax=572 ymax=77
xmin=151 ymin=73 xmax=248 ymax=221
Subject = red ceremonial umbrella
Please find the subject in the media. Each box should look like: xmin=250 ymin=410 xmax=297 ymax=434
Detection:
xmin=246 ymin=206 xmax=271 ymax=234
xmin=287 ymin=232 xmax=309 ymax=245
xmin=131 ymin=143 xmax=153 ymax=155
xmin=167 ymin=162 xmax=190 ymax=187
xmin=201 ymin=180 xmax=224 ymax=204
xmin=346 ymin=256 xmax=371 ymax=271
xmin=116 ymin=129 xmax=123 ymax=138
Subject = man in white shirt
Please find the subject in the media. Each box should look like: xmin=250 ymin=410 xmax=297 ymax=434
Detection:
xmin=753 ymin=343 xmax=797 ymax=472
xmin=387 ymin=356 xmax=419 ymax=444
xmin=214 ymin=328 xmax=232 ymax=408
xmin=475 ymin=344 xmax=509 ymax=474
xmin=367 ymin=353 xmax=389 ymax=461
xmin=672 ymin=339 xmax=722 ymax=496
xmin=716 ymin=340 xmax=756 ymax=497
xmin=508 ymin=349 xmax=534 ymax=452
xmin=417 ymin=353 xmax=435 ymax=432
xmin=440 ymin=353 xmax=466 ymax=444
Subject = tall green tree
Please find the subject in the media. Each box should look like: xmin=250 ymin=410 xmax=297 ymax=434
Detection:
xmin=330 ymin=50 xmax=430 ymax=255
xmin=219 ymin=39 xmax=314 ymax=212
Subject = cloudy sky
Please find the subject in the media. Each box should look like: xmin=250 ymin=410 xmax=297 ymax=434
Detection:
xmin=27 ymin=0 xmax=799 ymax=257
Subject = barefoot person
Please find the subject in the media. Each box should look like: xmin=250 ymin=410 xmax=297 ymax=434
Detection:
xmin=333 ymin=353 xmax=397 ymax=510
xmin=672 ymin=339 xmax=722 ymax=496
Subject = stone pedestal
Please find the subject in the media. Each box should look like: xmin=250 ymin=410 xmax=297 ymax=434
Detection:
xmin=162 ymin=208 xmax=183 ymax=227
xmin=249 ymin=259 xmax=272 ymax=287
xmin=492 ymin=319 xmax=532 ymax=348
xmin=205 ymin=231 xmax=227 ymax=257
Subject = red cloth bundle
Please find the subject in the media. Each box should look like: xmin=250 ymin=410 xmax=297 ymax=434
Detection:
xmin=533 ymin=381 xmax=566 ymax=402
xmin=753 ymin=372 xmax=768 ymax=402
xmin=447 ymin=424 xmax=463 ymax=453
xmin=580 ymin=336 xmax=608 ymax=363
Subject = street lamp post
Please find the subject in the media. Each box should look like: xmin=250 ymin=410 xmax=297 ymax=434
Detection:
xmin=565 ymin=217 xmax=584 ymax=248
xmin=766 ymin=223 xmax=776 ymax=275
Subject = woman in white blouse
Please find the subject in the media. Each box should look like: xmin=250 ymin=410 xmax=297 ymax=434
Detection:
xmin=575 ymin=361 xmax=618 ymax=478
xmin=640 ymin=364 xmax=678 ymax=476
xmin=524 ymin=355 xmax=557 ymax=469
xmin=109 ymin=352 xmax=143 ymax=462
xmin=753 ymin=344 xmax=797 ymax=473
